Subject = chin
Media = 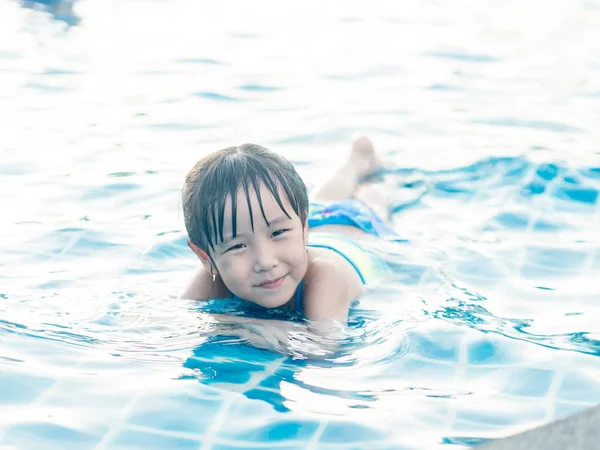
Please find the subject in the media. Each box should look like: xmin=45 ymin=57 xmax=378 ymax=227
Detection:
xmin=249 ymin=275 xmax=298 ymax=309
xmin=256 ymin=288 xmax=296 ymax=309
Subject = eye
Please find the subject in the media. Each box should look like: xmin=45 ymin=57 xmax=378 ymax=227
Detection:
xmin=226 ymin=243 xmax=246 ymax=253
xmin=272 ymin=228 xmax=290 ymax=238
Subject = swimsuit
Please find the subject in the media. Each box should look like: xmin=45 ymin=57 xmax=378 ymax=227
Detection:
xmin=308 ymin=199 xmax=399 ymax=239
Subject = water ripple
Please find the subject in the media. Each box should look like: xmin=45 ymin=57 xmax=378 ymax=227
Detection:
xmin=2 ymin=1 xmax=600 ymax=448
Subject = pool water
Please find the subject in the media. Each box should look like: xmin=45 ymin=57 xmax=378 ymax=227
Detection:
xmin=1 ymin=1 xmax=599 ymax=449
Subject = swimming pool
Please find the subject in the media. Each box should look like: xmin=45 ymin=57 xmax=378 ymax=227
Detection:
xmin=1 ymin=0 xmax=599 ymax=448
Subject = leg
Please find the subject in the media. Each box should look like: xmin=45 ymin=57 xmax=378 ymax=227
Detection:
xmin=354 ymin=181 xmax=388 ymax=221
xmin=310 ymin=136 xmax=379 ymax=203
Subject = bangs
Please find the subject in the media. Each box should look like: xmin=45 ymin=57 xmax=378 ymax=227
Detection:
xmin=204 ymin=160 xmax=294 ymax=251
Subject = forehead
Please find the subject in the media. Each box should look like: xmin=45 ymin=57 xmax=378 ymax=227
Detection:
xmin=221 ymin=181 xmax=296 ymax=232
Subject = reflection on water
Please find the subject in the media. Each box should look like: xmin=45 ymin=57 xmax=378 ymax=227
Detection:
xmin=0 ymin=0 xmax=599 ymax=448
xmin=21 ymin=0 xmax=80 ymax=25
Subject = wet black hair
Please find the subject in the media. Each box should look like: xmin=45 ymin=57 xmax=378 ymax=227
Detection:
xmin=182 ymin=144 xmax=309 ymax=254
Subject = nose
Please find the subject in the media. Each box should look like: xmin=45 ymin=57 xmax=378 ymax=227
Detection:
xmin=253 ymin=241 xmax=278 ymax=272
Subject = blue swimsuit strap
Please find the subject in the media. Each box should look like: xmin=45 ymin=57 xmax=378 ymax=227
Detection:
xmin=294 ymin=281 xmax=303 ymax=314
xmin=306 ymin=242 xmax=367 ymax=284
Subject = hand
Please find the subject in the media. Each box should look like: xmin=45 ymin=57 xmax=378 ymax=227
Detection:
xmin=199 ymin=313 xmax=343 ymax=359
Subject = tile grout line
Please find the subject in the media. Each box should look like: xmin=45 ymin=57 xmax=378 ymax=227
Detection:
xmin=304 ymin=419 xmax=329 ymax=450
xmin=92 ymin=392 xmax=147 ymax=450
xmin=444 ymin=334 xmax=469 ymax=432
xmin=542 ymin=365 xmax=568 ymax=423
xmin=199 ymin=358 xmax=287 ymax=450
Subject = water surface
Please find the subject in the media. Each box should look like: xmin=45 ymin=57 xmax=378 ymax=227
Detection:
xmin=1 ymin=1 xmax=599 ymax=449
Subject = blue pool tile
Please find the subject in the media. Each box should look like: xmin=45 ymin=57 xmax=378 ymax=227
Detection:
xmin=462 ymin=367 xmax=510 ymax=396
xmin=128 ymin=393 xmax=223 ymax=434
xmin=593 ymin=250 xmax=600 ymax=270
xmin=441 ymin=436 xmax=491 ymax=447
xmin=184 ymin=352 xmax=268 ymax=387
xmin=562 ymin=174 xmax=580 ymax=185
xmin=256 ymin=364 xmax=298 ymax=391
xmin=212 ymin=445 xmax=298 ymax=450
xmin=257 ymin=374 xmax=283 ymax=390
xmin=520 ymin=263 xmax=560 ymax=280
xmin=238 ymin=83 xmax=282 ymax=92
xmin=553 ymin=186 xmax=598 ymax=205
xmin=244 ymin=388 xmax=288 ymax=412
xmin=433 ymin=180 xmax=476 ymax=199
xmin=556 ymin=371 xmax=600 ymax=404
xmin=521 ymin=181 xmax=546 ymax=196
xmin=502 ymin=367 xmax=555 ymax=397
xmin=43 ymin=378 xmax=136 ymax=410
xmin=319 ymin=420 xmax=388 ymax=443
xmin=2 ymin=422 xmax=105 ymax=450
xmin=427 ymin=51 xmax=499 ymax=63
xmin=449 ymin=417 xmax=511 ymax=435
xmin=218 ymin=399 xmax=320 ymax=442
xmin=109 ymin=428 xmax=200 ymax=449
xmin=384 ymin=263 xmax=428 ymax=285
xmin=473 ymin=118 xmax=581 ymax=133
xmin=463 ymin=358 xmax=562 ymax=400
xmin=486 ymin=212 xmax=529 ymax=230
xmin=191 ymin=340 xmax=280 ymax=365
xmin=34 ymin=227 xmax=121 ymax=257
xmin=455 ymin=257 xmax=506 ymax=281
xmin=579 ymin=167 xmax=600 ymax=179
xmin=467 ymin=336 xmax=520 ymax=365
xmin=193 ymin=91 xmax=242 ymax=102
xmin=553 ymin=401 xmax=593 ymax=420
xmin=535 ymin=163 xmax=560 ymax=181
xmin=223 ymin=418 xmax=321 ymax=442
xmin=0 ymin=372 xmax=55 ymax=404
xmin=389 ymin=354 xmax=458 ymax=381
xmin=531 ymin=216 xmax=565 ymax=232
xmin=455 ymin=402 xmax=545 ymax=427
xmin=193 ymin=362 xmax=254 ymax=385
xmin=523 ymin=246 xmax=589 ymax=272
xmin=408 ymin=328 xmax=463 ymax=362
xmin=467 ymin=338 xmax=501 ymax=365
xmin=259 ymin=421 xmax=319 ymax=441
xmin=551 ymin=193 xmax=599 ymax=213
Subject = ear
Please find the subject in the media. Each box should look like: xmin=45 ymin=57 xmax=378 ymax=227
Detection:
xmin=302 ymin=219 xmax=309 ymax=246
xmin=188 ymin=240 xmax=218 ymax=275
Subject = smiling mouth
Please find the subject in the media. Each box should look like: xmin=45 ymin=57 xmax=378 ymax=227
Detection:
xmin=256 ymin=274 xmax=287 ymax=289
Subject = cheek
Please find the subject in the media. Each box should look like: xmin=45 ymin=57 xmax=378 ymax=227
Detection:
xmin=289 ymin=239 xmax=308 ymax=266
xmin=218 ymin=255 xmax=250 ymax=279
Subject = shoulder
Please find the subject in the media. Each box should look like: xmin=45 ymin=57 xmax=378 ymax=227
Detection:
xmin=179 ymin=268 xmax=230 ymax=300
xmin=301 ymin=247 xmax=364 ymax=322
xmin=304 ymin=246 xmax=364 ymax=289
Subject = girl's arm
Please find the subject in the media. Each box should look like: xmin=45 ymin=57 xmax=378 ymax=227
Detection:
xmin=207 ymin=313 xmax=345 ymax=359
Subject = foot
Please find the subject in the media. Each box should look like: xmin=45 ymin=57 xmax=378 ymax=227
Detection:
xmin=349 ymin=136 xmax=379 ymax=178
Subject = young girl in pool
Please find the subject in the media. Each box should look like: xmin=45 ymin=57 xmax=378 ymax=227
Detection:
xmin=181 ymin=137 xmax=397 ymax=354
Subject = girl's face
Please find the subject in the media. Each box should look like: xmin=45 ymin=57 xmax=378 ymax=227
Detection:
xmin=210 ymin=182 xmax=309 ymax=309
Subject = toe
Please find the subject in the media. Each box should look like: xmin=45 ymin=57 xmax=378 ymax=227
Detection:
xmin=352 ymin=136 xmax=374 ymax=152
